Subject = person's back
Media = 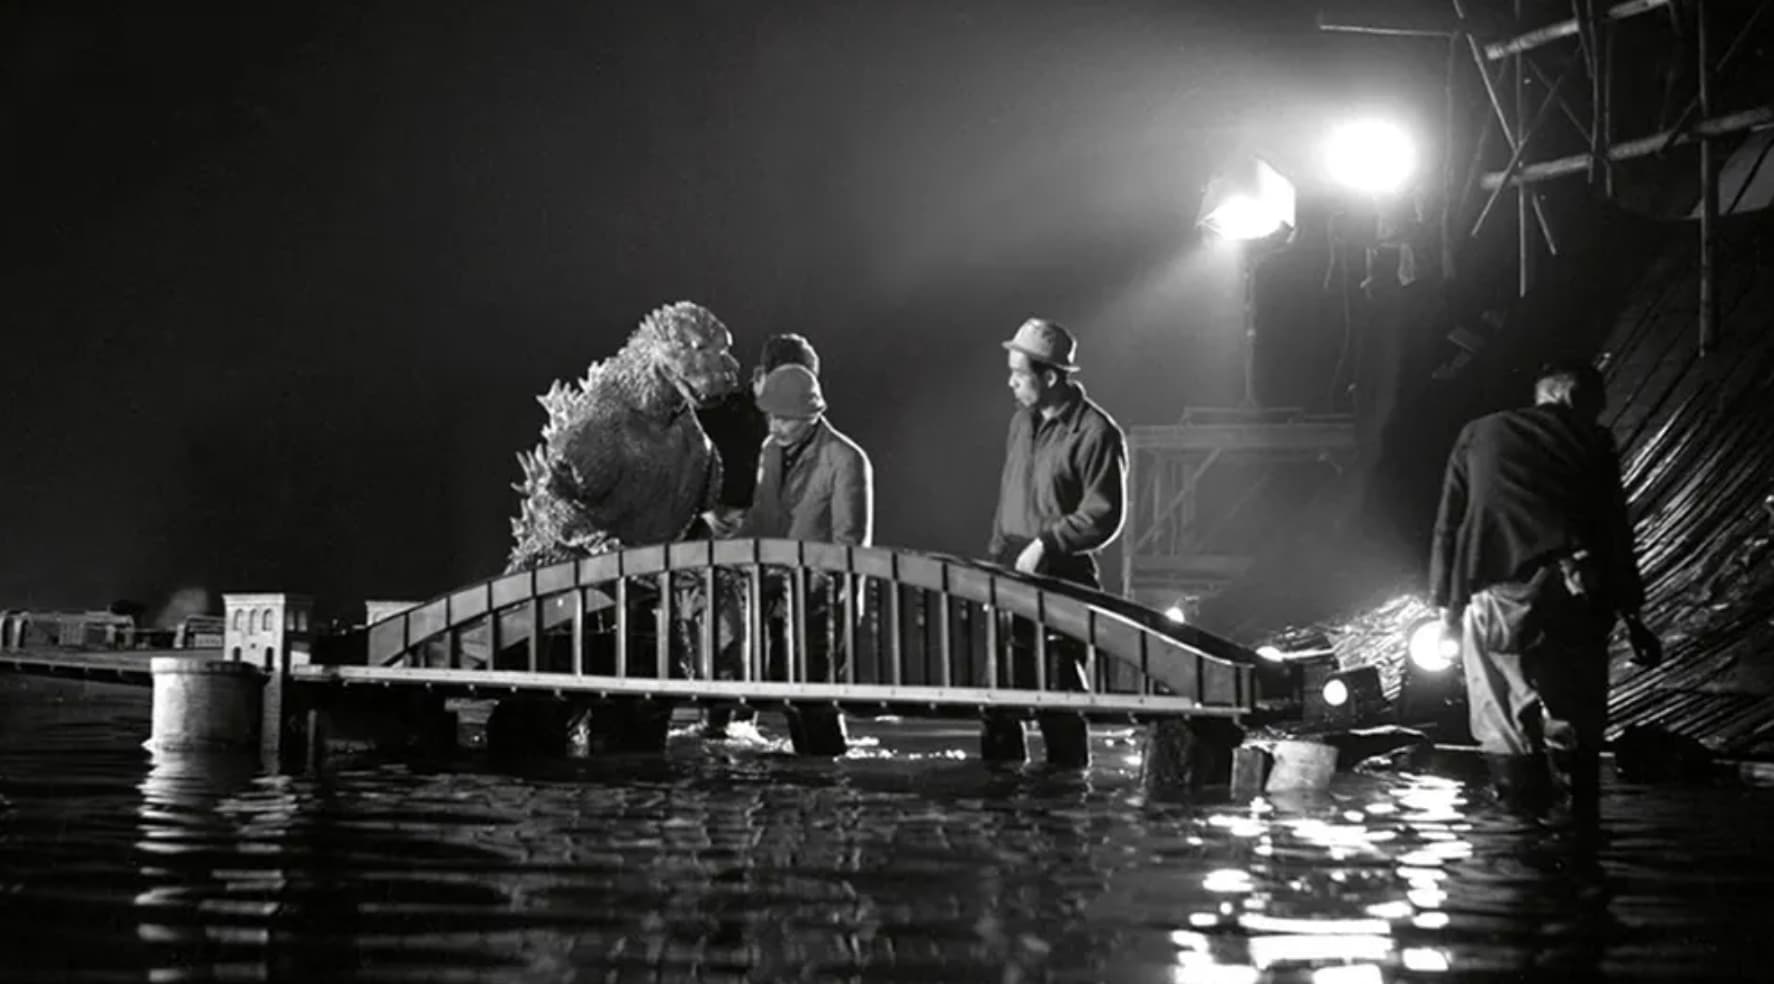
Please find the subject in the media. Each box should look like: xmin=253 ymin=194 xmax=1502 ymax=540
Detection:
xmin=1429 ymin=360 xmax=1659 ymax=824
xmin=1449 ymin=403 xmax=1618 ymax=597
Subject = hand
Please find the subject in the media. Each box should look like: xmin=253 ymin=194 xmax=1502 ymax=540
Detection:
xmin=701 ymin=508 xmax=743 ymax=539
xmin=1625 ymin=614 xmax=1663 ymax=669
xmin=1014 ymin=538 xmax=1046 ymax=575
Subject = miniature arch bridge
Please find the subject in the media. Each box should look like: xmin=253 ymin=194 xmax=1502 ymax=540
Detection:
xmin=306 ymin=540 xmax=1258 ymax=720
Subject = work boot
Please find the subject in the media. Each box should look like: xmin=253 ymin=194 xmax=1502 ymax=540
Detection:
xmin=1484 ymin=753 xmax=1556 ymax=815
xmin=1549 ymin=748 xmax=1602 ymax=832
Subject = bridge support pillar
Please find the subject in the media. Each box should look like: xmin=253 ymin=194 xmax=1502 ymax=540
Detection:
xmin=574 ymin=699 xmax=675 ymax=755
xmin=148 ymin=657 xmax=263 ymax=752
xmin=1141 ymin=718 xmax=1245 ymax=800
xmin=487 ymin=695 xmax=575 ymax=761
xmin=979 ymin=713 xmax=1027 ymax=763
xmin=296 ymin=687 xmax=456 ymax=768
xmin=1038 ymin=712 xmax=1090 ymax=769
xmin=786 ymin=706 xmax=848 ymax=757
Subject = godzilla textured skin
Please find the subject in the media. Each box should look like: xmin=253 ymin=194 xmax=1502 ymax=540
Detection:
xmin=506 ymin=301 xmax=741 ymax=573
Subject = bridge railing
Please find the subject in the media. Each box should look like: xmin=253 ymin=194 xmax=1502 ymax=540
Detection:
xmin=355 ymin=540 xmax=1256 ymax=714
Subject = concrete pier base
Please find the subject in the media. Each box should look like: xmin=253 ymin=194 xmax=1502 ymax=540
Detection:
xmin=297 ymin=688 xmax=455 ymax=768
xmin=1230 ymin=745 xmax=1274 ymax=800
xmin=786 ymin=705 xmax=849 ymax=757
xmin=1038 ymin=712 xmax=1090 ymax=769
xmin=486 ymin=696 xmax=575 ymax=761
xmin=980 ymin=713 xmax=1027 ymax=764
xmin=149 ymin=658 xmax=263 ymax=752
xmin=1265 ymin=740 xmax=1339 ymax=793
xmin=575 ymin=699 xmax=675 ymax=755
xmin=1140 ymin=718 xmax=1245 ymax=800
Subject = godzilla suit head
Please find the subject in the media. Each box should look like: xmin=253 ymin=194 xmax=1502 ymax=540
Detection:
xmin=630 ymin=301 xmax=740 ymax=411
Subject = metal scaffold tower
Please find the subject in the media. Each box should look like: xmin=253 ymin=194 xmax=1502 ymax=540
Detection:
xmin=1121 ymin=408 xmax=1357 ymax=614
xmin=1322 ymin=0 xmax=1774 ymax=354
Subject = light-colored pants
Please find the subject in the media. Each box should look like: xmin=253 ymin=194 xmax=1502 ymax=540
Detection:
xmin=1461 ymin=565 xmax=1611 ymax=755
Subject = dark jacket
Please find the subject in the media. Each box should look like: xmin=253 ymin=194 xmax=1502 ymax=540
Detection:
xmin=741 ymin=418 xmax=873 ymax=546
xmin=988 ymin=382 xmax=1126 ymax=587
xmin=1430 ymin=404 xmax=1643 ymax=612
xmin=696 ymin=391 xmax=769 ymax=510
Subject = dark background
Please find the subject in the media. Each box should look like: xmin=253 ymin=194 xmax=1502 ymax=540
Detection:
xmin=2 ymin=0 xmax=1445 ymax=619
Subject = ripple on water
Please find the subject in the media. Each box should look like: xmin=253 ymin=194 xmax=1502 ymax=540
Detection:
xmin=2 ymin=682 xmax=1772 ymax=981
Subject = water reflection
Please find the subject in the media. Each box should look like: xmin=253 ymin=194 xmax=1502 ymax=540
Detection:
xmin=3 ymin=687 xmax=1770 ymax=981
xmin=1146 ymin=774 xmax=1617 ymax=982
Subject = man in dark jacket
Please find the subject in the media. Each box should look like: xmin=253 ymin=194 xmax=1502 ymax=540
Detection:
xmin=988 ymin=319 xmax=1127 ymax=587
xmin=691 ymin=333 xmax=822 ymax=537
xmin=985 ymin=318 xmax=1127 ymax=766
xmin=1430 ymin=360 xmax=1659 ymax=818
xmin=692 ymin=334 xmax=821 ymax=736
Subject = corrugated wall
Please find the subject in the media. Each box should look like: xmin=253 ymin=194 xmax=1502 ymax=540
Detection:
xmin=1602 ymin=214 xmax=1774 ymax=756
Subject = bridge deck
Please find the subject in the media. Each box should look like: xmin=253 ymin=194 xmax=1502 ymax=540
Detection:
xmin=0 ymin=647 xmax=218 ymax=685
xmin=294 ymin=665 xmax=1234 ymax=719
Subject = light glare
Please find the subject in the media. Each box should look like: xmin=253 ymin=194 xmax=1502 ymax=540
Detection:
xmin=1165 ymin=605 xmax=1188 ymax=624
xmin=1408 ymin=619 xmax=1458 ymax=672
xmin=1322 ymin=678 xmax=1349 ymax=707
xmin=1324 ymin=119 xmax=1418 ymax=195
xmin=1201 ymin=194 xmax=1284 ymax=240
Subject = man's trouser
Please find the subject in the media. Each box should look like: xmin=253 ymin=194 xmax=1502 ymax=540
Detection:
xmin=764 ymin=572 xmax=852 ymax=684
xmin=1461 ymin=560 xmax=1611 ymax=815
xmin=993 ymin=547 xmax=1098 ymax=693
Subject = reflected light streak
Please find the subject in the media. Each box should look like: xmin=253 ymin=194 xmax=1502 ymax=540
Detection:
xmin=1364 ymin=900 xmax=1412 ymax=920
xmin=1171 ymin=930 xmax=1212 ymax=952
xmin=1311 ymin=964 xmax=1385 ymax=984
xmin=1248 ymin=934 xmax=1391 ymax=969
xmin=1407 ymin=886 xmax=1448 ymax=909
xmin=1172 ymin=955 xmax=1260 ymax=984
xmin=1202 ymin=868 xmax=1255 ymax=893
xmin=1238 ymin=914 xmax=1389 ymax=936
xmin=1402 ymin=947 xmax=1452 ymax=972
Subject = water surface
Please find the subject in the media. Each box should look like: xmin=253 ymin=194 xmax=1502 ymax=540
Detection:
xmin=1 ymin=675 xmax=1768 ymax=982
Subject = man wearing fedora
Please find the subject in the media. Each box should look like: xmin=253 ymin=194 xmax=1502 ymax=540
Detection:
xmin=986 ymin=318 xmax=1127 ymax=765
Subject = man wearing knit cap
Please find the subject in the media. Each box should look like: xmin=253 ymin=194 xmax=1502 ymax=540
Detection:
xmin=743 ymin=365 xmax=873 ymax=547
xmin=690 ymin=333 xmax=824 ymax=539
xmin=986 ymin=317 xmax=1127 ymax=765
xmin=743 ymin=365 xmax=874 ymax=724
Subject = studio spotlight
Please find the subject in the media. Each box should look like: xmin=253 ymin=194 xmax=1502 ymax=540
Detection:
xmin=1323 ymin=119 xmax=1418 ymax=195
xmin=1406 ymin=617 xmax=1459 ymax=673
xmin=1197 ymin=157 xmax=1296 ymax=241
xmin=1311 ymin=666 xmax=1386 ymax=726
xmin=1396 ymin=615 xmax=1470 ymax=742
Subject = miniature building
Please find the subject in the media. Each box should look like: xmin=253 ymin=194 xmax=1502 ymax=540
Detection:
xmin=223 ymin=593 xmax=314 ymax=672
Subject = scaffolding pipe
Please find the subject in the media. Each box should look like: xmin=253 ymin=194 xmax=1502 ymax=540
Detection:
xmin=1455 ymin=3 xmax=1560 ymax=256
xmin=1317 ymin=18 xmax=1452 ymax=38
xmin=1442 ymin=32 xmax=1461 ymax=280
xmin=1699 ymin=3 xmax=1717 ymax=356
xmin=1484 ymin=0 xmax=1671 ymax=60
xmin=1656 ymin=2 xmax=1767 ymax=158
xmin=1479 ymin=105 xmax=1774 ymax=187
xmin=1474 ymin=54 xmax=1577 ymax=239
xmin=1514 ymin=0 xmax=1533 ymax=295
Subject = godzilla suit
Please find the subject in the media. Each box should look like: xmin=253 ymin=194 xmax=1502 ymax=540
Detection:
xmin=506 ymin=301 xmax=740 ymax=572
